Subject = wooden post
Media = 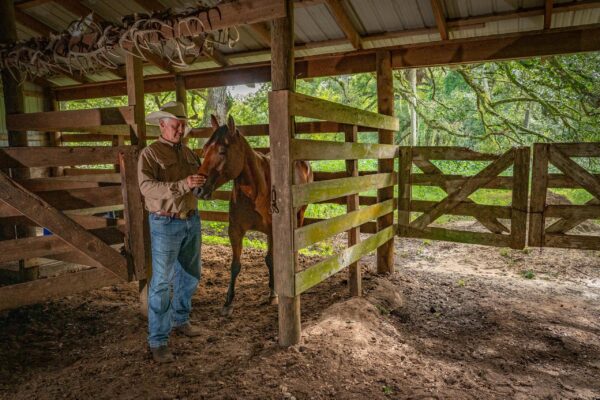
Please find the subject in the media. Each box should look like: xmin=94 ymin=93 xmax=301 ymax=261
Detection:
xmin=1 ymin=0 xmax=33 ymax=276
xmin=344 ymin=124 xmax=361 ymax=296
xmin=398 ymin=146 xmax=412 ymax=236
xmin=175 ymin=74 xmax=190 ymax=147
xmin=511 ymin=147 xmax=530 ymax=249
xmin=376 ymin=50 xmax=395 ymax=274
xmin=269 ymin=0 xmax=300 ymax=347
xmin=528 ymin=143 xmax=549 ymax=247
xmin=125 ymin=53 xmax=150 ymax=315
xmin=126 ymin=54 xmax=146 ymax=147
xmin=175 ymin=74 xmax=187 ymax=108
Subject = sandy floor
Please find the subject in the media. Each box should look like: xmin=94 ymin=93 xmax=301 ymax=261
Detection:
xmin=0 ymin=233 xmax=599 ymax=399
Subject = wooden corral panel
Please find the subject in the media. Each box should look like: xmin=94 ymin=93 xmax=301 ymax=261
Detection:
xmin=397 ymin=146 xmax=531 ymax=250
xmin=528 ymin=142 xmax=600 ymax=250
xmin=0 ymin=146 xmax=144 ymax=311
xmin=270 ymin=90 xmax=400 ymax=301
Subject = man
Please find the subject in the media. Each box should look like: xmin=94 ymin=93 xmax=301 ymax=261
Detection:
xmin=138 ymin=101 xmax=206 ymax=363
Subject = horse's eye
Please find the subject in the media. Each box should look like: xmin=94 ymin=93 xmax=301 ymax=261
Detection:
xmin=218 ymin=149 xmax=227 ymax=156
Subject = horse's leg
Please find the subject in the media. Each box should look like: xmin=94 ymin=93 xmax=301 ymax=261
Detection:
xmin=221 ymin=225 xmax=244 ymax=317
xmin=297 ymin=205 xmax=307 ymax=227
xmin=265 ymin=234 xmax=278 ymax=305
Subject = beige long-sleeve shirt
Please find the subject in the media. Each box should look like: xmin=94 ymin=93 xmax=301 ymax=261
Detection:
xmin=138 ymin=136 xmax=200 ymax=213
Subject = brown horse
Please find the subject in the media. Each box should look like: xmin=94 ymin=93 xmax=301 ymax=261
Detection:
xmin=197 ymin=115 xmax=313 ymax=317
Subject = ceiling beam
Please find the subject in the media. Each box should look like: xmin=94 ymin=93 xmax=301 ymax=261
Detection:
xmin=248 ymin=22 xmax=271 ymax=47
xmin=447 ymin=0 xmax=598 ymax=28
xmin=56 ymin=0 xmax=105 ymax=23
xmin=544 ymin=0 xmax=554 ymax=30
xmin=53 ymin=24 xmax=600 ymax=101
xmin=430 ymin=0 xmax=449 ymax=40
xmin=323 ymin=0 xmax=362 ymax=49
xmin=131 ymin=0 xmax=165 ymax=12
xmin=14 ymin=8 xmax=56 ymax=37
xmin=13 ymin=0 xmax=54 ymax=10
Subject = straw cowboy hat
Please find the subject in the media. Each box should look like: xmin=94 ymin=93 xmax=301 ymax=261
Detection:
xmin=145 ymin=101 xmax=192 ymax=136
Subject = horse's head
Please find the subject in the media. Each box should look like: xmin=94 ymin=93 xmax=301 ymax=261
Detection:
xmin=197 ymin=114 xmax=245 ymax=200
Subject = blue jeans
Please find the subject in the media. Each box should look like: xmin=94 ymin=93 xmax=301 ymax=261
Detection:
xmin=147 ymin=213 xmax=201 ymax=348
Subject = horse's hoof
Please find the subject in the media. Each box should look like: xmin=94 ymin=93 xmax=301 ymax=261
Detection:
xmin=269 ymin=295 xmax=279 ymax=306
xmin=220 ymin=305 xmax=233 ymax=317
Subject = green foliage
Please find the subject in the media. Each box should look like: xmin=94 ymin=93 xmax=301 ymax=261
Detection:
xmin=521 ymin=270 xmax=536 ymax=279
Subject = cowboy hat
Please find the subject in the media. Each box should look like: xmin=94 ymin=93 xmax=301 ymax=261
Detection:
xmin=145 ymin=101 xmax=192 ymax=136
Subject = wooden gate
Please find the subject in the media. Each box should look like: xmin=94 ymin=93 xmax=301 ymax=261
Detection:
xmin=397 ymin=146 xmax=531 ymax=249
xmin=0 ymin=144 xmax=145 ymax=310
xmin=529 ymin=143 xmax=600 ymax=250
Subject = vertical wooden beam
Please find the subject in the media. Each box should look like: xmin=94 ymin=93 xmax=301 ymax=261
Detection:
xmin=42 ymin=87 xmax=64 ymax=177
xmin=1 ymin=0 xmax=31 ymax=252
xmin=510 ymin=147 xmax=530 ymax=250
xmin=544 ymin=0 xmax=554 ymax=30
xmin=344 ymin=124 xmax=361 ymax=296
xmin=376 ymin=50 xmax=395 ymax=275
xmin=528 ymin=143 xmax=549 ymax=247
xmin=398 ymin=146 xmax=412 ymax=236
xmin=126 ymin=54 xmax=146 ymax=147
xmin=430 ymin=0 xmax=449 ymax=40
xmin=270 ymin=0 xmax=300 ymax=347
xmin=175 ymin=74 xmax=189 ymax=147
xmin=125 ymin=52 xmax=150 ymax=315
xmin=119 ymin=149 xmax=150 ymax=281
xmin=175 ymin=74 xmax=187 ymax=109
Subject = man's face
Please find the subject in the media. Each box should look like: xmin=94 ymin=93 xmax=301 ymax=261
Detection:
xmin=159 ymin=117 xmax=187 ymax=143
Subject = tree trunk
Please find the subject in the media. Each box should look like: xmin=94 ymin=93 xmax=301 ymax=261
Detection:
xmin=409 ymin=68 xmax=418 ymax=146
xmin=202 ymin=87 xmax=229 ymax=126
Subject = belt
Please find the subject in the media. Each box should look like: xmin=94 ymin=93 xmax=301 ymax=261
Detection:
xmin=152 ymin=210 xmax=197 ymax=220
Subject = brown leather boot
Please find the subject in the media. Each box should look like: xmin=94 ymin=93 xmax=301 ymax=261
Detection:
xmin=173 ymin=322 xmax=202 ymax=337
xmin=150 ymin=345 xmax=174 ymax=363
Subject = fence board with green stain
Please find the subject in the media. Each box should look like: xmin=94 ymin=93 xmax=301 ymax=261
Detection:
xmin=291 ymin=139 xmax=398 ymax=160
xmin=292 ymin=172 xmax=395 ymax=208
xmin=294 ymin=199 xmax=395 ymax=250
xmin=295 ymin=225 xmax=396 ymax=295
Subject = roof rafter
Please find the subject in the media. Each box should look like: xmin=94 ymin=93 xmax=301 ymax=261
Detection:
xmin=248 ymin=22 xmax=271 ymax=47
xmin=430 ymin=0 xmax=449 ymax=40
xmin=544 ymin=0 xmax=554 ymax=30
xmin=55 ymin=0 xmax=105 ymax=23
xmin=323 ymin=0 xmax=362 ymax=49
xmin=14 ymin=8 xmax=55 ymax=37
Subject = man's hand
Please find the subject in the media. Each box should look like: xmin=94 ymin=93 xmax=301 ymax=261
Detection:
xmin=186 ymin=174 xmax=206 ymax=189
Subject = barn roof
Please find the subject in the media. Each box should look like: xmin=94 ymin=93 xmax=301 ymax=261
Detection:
xmin=8 ymin=0 xmax=600 ymax=99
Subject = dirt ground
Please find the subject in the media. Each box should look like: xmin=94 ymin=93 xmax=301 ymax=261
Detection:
xmin=1 ymin=229 xmax=599 ymax=399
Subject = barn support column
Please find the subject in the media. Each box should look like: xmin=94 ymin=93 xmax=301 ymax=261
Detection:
xmin=376 ymin=50 xmax=396 ymax=275
xmin=269 ymin=0 xmax=301 ymax=347
xmin=125 ymin=54 xmax=151 ymax=316
xmin=0 ymin=0 xmax=35 ymax=280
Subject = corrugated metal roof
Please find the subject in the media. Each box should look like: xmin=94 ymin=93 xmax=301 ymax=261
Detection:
xmin=8 ymin=0 xmax=600 ymax=87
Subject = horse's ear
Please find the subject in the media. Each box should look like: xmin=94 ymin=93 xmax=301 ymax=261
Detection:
xmin=227 ymin=115 xmax=237 ymax=135
xmin=210 ymin=114 xmax=219 ymax=130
